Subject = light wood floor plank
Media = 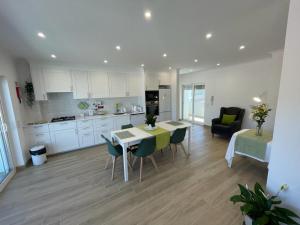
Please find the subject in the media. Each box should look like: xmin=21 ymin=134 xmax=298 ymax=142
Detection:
xmin=0 ymin=125 xmax=267 ymax=225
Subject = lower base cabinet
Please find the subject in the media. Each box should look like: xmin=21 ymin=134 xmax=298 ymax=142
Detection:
xmin=78 ymin=129 xmax=95 ymax=148
xmin=50 ymin=129 xmax=79 ymax=153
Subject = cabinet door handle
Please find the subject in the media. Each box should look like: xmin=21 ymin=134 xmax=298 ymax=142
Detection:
xmin=35 ymin=133 xmax=45 ymax=137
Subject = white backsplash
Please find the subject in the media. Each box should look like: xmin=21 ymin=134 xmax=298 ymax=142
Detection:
xmin=39 ymin=93 xmax=143 ymax=120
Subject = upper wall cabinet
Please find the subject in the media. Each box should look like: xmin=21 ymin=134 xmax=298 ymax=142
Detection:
xmin=71 ymin=70 xmax=89 ymax=99
xmin=72 ymin=70 xmax=109 ymax=99
xmin=30 ymin=66 xmax=47 ymax=101
xmin=43 ymin=68 xmax=72 ymax=93
xmin=126 ymin=73 xmax=143 ymax=97
xmin=108 ymin=72 xmax=127 ymax=98
xmin=88 ymin=71 xmax=109 ymax=98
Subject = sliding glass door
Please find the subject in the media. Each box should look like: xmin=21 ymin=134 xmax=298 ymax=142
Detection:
xmin=0 ymin=97 xmax=14 ymax=191
xmin=182 ymin=84 xmax=205 ymax=124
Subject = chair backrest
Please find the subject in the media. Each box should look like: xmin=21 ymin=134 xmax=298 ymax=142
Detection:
xmin=171 ymin=128 xmax=187 ymax=144
xmin=121 ymin=124 xmax=134 ymax=129
xmin=101 ymin=134 xmax=121 ymax=156
xmin=220 ymin=107 xmax=245 ymax=121
xmin=134 ymin=137 xmax=156 ymax=157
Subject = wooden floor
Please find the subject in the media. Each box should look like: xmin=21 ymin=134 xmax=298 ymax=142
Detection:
xmin=0 ymin=125 xmax=268 ymax=225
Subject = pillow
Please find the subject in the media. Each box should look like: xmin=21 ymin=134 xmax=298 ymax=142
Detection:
xmin=221 ymin=114 xmax=237 ymax=125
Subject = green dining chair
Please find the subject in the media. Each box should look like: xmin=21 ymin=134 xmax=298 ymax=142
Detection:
xmin=102 ymin=134 xmax=132 ymax=180
xmin=121 ymin=124 xmax=134 ymax=129
xmin=132 ymin=136 xmax=158 ymax=182
xmin=169 ymin=128 xmax=189 ymax=161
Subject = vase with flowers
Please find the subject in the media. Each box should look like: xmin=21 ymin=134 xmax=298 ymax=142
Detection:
xmin=250 ymin=103 xmax=271 ymax=136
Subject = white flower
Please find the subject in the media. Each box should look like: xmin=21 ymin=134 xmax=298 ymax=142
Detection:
xmin=280 ymin=184 xmax=288 ymax=191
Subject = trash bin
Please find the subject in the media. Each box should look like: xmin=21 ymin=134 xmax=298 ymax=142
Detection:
xmin=30 ymin=145 xmax=47 ymax=166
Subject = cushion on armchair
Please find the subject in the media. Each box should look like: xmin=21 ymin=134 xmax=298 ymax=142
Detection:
xmin=221 ymin=114 xmax=236 ymax=125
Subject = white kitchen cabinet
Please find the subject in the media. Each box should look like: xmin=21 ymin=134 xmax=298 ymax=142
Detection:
xmin=43 ymin=68 xmax=72 ymax=93
xmin=114 ymin=115 xmax=131 ymax=130
xmin=126 ymin=73 xmax=143 ymax=97
xmin=130 ymin=114 xmax=145 ymax=126
xmin=49 ymin=121 xmax=79 ymax=153
xmin=108 ymin=72 xmax=127 ymax=97
xmin=93 ymin=117 xmax=114 ymax=144
xmin=88 ymin=71 xmax=109 ymax=98
xmin=30 ymin=66 xmax=47 ymax=101
xmin=78 ymin=128 xmax=95 ymax=148
xmin=72 ymin=70 xmax=89 ymax=99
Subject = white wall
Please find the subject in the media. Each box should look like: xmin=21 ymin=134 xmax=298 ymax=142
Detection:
xmin=0 ymin=48 xmax=28 ymax=166
xmin=179 ymin=51 xmax=283 ymax=131
xmin=267 ymin=0 xmax=300 ymax=213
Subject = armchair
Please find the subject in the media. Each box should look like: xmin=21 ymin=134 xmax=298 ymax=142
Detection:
xmin=211 ymin=107 xmax=245 ymax=138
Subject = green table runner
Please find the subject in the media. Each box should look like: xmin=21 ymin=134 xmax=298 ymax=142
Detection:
xmin=235 ymin=129 xmax=273 ymax=160
xmin=137 ymin=125 xmax=170 ymax=150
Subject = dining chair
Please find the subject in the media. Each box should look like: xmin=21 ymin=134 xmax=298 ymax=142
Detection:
xmin=121 ymin=124 xmax=134 ymax=129
xmin=132 ymin=136 xmax=158 ymax=182
xmin=102 ymin=134 xmax=132 ymax=180
xmin=169 ymin=127 xmax=189 ymax=160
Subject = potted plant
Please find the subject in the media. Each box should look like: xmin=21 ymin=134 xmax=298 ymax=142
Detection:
xmin=24 ymin=82 xmax=35 ymax=107
xmin=145 ymin=114 xmax=157 ymax=128
xmin=250 ymin=103 xmax=271 ymax=136
xmin=230 ymin=183 xmax=299 ymax=225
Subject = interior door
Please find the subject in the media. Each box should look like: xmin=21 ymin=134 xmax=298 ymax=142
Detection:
xmin=182 ymin=84 xmax=205 ymax=124
xmin=0 ymin=98 xmax=15 ymax=192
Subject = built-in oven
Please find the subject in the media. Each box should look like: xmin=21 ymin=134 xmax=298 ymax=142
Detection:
xmin=145 ymin=91 xmax=159 ymax=116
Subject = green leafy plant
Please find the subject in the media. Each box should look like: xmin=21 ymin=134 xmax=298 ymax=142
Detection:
xmin=230 ymin=183 xmax=299 ymax=225
xmin=25 ymin=82 xmax=35 ymax=107
xmin=145 ymin=114 xmax=157 ymax=127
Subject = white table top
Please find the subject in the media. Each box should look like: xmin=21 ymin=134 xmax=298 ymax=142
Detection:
xmin=111 ymin=120 xmax=191 ymax=145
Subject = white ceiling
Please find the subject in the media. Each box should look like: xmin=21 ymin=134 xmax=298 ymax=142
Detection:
xmin=0 ymin=0 xmax=289 ymax=73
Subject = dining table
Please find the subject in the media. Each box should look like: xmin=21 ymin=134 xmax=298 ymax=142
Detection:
xmin=111 ymin=120 xmax=192 ymax=182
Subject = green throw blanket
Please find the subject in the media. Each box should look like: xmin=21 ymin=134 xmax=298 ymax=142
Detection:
xmin=137 ymin=125 xmax=170 ymax=150
xmin=235 ymin=129 xmax=273 ymax=160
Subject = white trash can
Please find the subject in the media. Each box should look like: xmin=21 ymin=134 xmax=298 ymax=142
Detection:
xmin=30 ymin=145 xmax=47 ymax=166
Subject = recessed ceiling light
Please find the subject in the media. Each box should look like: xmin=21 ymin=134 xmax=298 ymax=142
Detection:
xmin=194 ymin=59 xmax=198 ymax=63
xmin=51 ymin=54 xmax=56 ymax=59
xmin=206 ymin=33 xmax=212 ymax=39
xmin=37 ymin=32 xmax=46 ymax=39
xmin=168 ymin=66 xmax=172 ymax=70
xmin=141 ymin=64 xmax=144 ymax=67
xmin=115 ymin=45 xmax=121 ymax=51
xmin=239 ymin=45 xmax=246 ymax=50
xmin=163 ymin=53 xmax=167 ymax=58
xmin=144 ymin=10 xmax=152 ymax=20
xmin=104 ymin=59 xmax=108 ymax=64
xmin=217 ymin=63 xmax=221 ymax=66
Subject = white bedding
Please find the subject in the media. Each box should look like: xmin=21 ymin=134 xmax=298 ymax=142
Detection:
xmin=225 ymin=129 xmax=272 ymax=168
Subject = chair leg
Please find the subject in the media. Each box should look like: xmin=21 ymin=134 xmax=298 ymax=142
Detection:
xmin=168 ymin=144 xmax=172 ymax=152
xmin=180 ymin=143 xmax=189 ymax=158
xmin=132 ymin=156 xmax=138 ymax=168
xmin=105 ymin=155 xmax=110 ymax=169
xmin=148 ymin=155 xmax=158 ymax=171
xmin=160 ymin=149 xmax=163 ymax=155
xmin=171 ymin=145 xmax=176 ymax=161
xmin=139 ymin=157 xmax=143 ymax=182
xmin=128 ymin=157 xmax=133 ymax=170
xmin=111 ymin=156 xmax=116 ymax=180
xmin=175 ymin=144 xmax=178 ymax=152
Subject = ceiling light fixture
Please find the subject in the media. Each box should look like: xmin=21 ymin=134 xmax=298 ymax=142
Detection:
xmin=239 ymin=45 xmax=246 ymax=50
xmin=217 ymin=63 xmax=221 ymax=66
xmin=144 ymin=10 xmax=152 ymax=20
xmin=194 ymin=59 xmax=198 ymax=63
xmin=253 ymin=97 xmax=262 ymax=103
xmin=141 ymin=64 xmax=144 ymax=67
xmin=168 ymin=66 xmax=172 ymax=70
xmin=104 ymin=59 xmax=108 ymax=64
xmin=51 ymin=54 xmax=56 ymax=59
xmin=206 ymin=33 xmax=212 ymax=39
xmin=163 ymin=53 xmax=167 ymax=58
xmin=37 ymin=32 xmax=46 ymax=39
xmin=115 ymin=45 xmax=121 ymax=51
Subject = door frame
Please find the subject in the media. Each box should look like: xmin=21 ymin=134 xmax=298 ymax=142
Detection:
xmin=181 ymin=82 xmax=205 ymax=124
xmin=0 ymin=79 xmax=16 ymax=192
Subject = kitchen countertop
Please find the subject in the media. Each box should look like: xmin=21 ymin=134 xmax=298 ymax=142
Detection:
xmin=24 ymin=112 xmax=145 ymax=127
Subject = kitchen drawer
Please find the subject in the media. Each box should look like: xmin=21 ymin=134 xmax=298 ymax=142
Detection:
xmin=93 ymin=118 xmax=113 ymax=129
xmin=94 ymin=128 xmax=112 ymax=145
xmin=78 ymin=127 xmax=93 ymax=134
xmin=77 ymin=119 xmax=93 ymax=129
xmin=49 ymin=121 xmax=77 ymax=131
xmin=24 ymin=124 xmax=49 ymax=134
xmin=78 ymin=130 xmax=95 ymax=148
